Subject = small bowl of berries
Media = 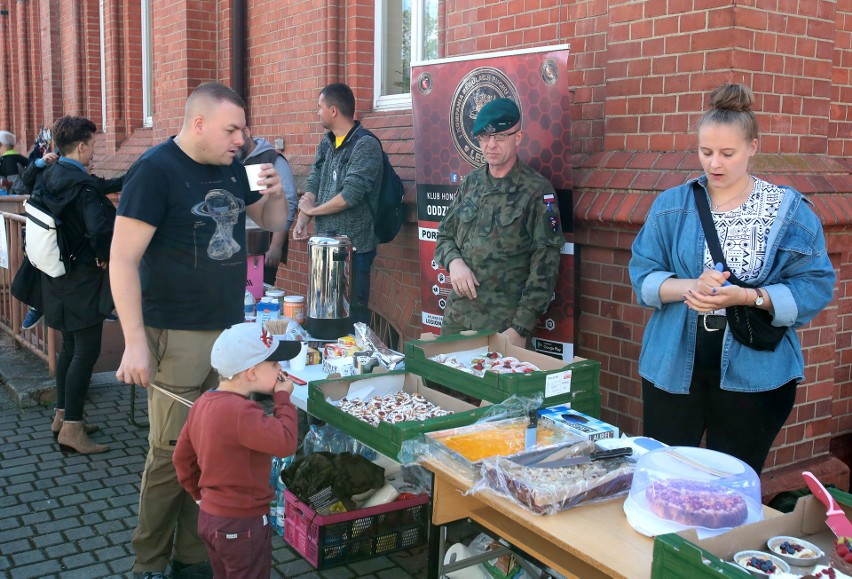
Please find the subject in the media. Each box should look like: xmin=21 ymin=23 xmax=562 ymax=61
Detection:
xmin=767 ymin=535 xmax=824 ymax=566
xmin=733 ymin=550 xmax=791 ymax=576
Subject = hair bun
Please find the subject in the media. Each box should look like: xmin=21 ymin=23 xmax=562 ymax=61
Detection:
xmin=709 ymin=83 xmax=754 ymax=112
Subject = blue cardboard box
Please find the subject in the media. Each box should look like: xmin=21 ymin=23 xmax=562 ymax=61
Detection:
xmin=538 ymin=405 xmax=619 ymax=441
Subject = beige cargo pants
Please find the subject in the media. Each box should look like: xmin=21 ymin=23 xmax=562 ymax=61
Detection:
xmin=130 ymin=328 xmax=221 ymax=574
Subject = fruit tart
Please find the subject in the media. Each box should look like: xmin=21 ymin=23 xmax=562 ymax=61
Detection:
xmin=831 ymin=537 xmax=852 ymax=575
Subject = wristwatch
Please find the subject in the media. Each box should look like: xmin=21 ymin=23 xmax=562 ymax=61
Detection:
xmin=510 ymin=323 xmax=532 ymax=338
xmin=753 ymin=288 xmax=765 ymax=307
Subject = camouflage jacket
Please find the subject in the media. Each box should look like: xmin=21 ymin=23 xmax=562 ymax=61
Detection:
xmin=434 ymin=158 xmax=563 ymax=334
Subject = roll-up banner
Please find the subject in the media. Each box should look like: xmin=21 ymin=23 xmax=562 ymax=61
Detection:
xmin=411 ymin=45 xmax=575 ymax=360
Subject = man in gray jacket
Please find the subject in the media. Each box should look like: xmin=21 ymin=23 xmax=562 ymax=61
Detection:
xmin=295 ymin=83 xmax=383 ymax=324
xmin=239 ymin=126 xmax=297 ymax=283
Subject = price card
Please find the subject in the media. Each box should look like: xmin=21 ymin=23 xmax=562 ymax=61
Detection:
xmin=545 ymin=370 xmax=572 ymax=398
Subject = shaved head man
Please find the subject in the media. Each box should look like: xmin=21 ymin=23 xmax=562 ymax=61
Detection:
xmin=111 ymin=82 xmax=289 ymax=579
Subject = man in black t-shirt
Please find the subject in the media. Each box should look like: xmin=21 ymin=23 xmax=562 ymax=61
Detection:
xmin=111 ymin=82 xmax=289 ymax=579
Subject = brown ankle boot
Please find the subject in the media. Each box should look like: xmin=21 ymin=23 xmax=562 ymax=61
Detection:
xmin=51 ymin=409 xmax=64 ymax=435
xmin=51 ymin=409 xmax=100 ymax=438
xmin=58 ymin=421 xmax=109 ymax=454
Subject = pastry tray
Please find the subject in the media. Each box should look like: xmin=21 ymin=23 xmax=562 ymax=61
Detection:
xmin=424 ymin=417 xmax=588 ymax=478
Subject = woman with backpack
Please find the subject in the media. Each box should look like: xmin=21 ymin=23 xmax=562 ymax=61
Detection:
xmin=30 ymin=116 xmax=124 ymax=454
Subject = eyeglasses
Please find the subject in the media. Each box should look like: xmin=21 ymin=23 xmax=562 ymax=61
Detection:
xmin=476 ymin=130 xmax=520 ymax=144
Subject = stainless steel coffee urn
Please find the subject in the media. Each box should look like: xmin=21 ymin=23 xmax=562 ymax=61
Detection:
xmin=306 ymin=235 xmax=353 ymax=339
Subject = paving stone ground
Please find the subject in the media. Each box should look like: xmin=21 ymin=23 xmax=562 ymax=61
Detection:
xmin=0 ymin=380 xmax=428 ymax=579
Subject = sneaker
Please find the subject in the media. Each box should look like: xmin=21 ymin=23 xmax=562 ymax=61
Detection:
xmin=132 ymin=573 xmax=164 ymax=579
xmin=21 ymin=307 xmax=43 ymax=330
xmin=105 ymin=312 xmax=119 ymax=323
xmin=171 ymin=560 xmax=213 ymax=579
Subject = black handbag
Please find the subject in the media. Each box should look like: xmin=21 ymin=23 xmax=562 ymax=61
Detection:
xmin=692 ymin=182 xmax=787 ymax=351
xmin=11 ymin=257 xmax=43 ymax=311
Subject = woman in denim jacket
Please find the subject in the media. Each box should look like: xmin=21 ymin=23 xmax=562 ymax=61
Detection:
xmin=629 ymin=84 xmax=835 ymax=474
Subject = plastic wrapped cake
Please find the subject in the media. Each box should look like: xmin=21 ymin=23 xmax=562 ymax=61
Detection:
xmin=624 ymin=446 xmax=763 ymax=537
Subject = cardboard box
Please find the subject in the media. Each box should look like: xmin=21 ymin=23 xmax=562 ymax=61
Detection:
xmin=404 ymin=331 xmax=601 ymax=411
xmin=307 ymin=371 xmax=492 ymax=460
xmin=538 ymin=406 xmax=619 ymax=441
xmin=652 ymin=489 xmax=852 ymax=578
xmin=321 ymin=356 xmax=356 ymax=376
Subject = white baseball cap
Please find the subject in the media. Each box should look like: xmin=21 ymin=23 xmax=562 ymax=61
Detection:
xmin=211 ymin=322 xmax=302 ymax=379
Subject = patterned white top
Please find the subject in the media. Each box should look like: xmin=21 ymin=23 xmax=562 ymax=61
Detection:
xmin=704 ymin=177 xmax=785 ymax=313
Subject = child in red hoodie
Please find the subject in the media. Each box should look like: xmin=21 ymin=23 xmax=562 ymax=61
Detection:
xmin=173 ymin=323 xmax=301 ymax=578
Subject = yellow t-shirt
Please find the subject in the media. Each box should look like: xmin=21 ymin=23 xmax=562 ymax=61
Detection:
xmin=335 ymin=135 xmax=345 ymax=149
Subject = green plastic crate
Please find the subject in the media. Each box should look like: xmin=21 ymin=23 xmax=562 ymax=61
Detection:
xmin=651 ymin=487 xmax=852 ymax=578
xmin=307 ymin=371 xmax=494 ymax=460
xmin=405 ymin=331 xmax=601 ymax=412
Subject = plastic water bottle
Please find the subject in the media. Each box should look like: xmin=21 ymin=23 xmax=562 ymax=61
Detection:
xmin=268 ymin=456 xmax=280 ymax=532
xmin=244 ymin=291 xmax=256 ymax=322
xmin=274 ymin=455 xmax=293 ymax=535
xmin=329 ymin=428 xmax=351 ymax=454
xmin=303 ymin=424 xmax=332 ymax=455
xmin=274 ymin=486 xmax=286 ymax=535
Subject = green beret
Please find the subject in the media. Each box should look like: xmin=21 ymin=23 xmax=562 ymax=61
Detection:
xmin=473 ymin=98 xmax=520 ymax=136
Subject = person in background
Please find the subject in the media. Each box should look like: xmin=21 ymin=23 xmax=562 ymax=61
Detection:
xmin=30 ymin=116 xmax=123 ymax=453
xmin=110 ymin=81 xmax=288 ymax=579
xmin=294 ymin=82 xmax=383 ymax=325
xmin=237 ymin=125 xmax=297 ymax=285
xmin=19 ymin=141 xmax=118 ymax=330
xmin=173 ymin=323 xmax=300 ymax=579
xmin=0 ymin=130 xmax=29 ymax=195
xmin=28 ymin=127 xmax=51 ymax=164
xmin=629 ymin=83 xmax=835 ymax=474
xmin=18 ymin=143 xmax=59 ymax=331
xmin=434 ymin=98 xmax=564 ymax=347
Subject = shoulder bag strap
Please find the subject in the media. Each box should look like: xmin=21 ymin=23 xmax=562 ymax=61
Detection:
xmin=692 ymin=181 xmax=725 ymax=266
xmin=691 ymin=181 xmax=748 ymax=286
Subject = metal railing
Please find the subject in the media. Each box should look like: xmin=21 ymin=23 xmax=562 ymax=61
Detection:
xmin=1 ymin=200 xmax=58 ymax=375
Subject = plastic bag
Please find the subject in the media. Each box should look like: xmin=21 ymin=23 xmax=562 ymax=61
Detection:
xmin=354 ymin=322 xmax=404 ymax=370
xmin=265 ymin=317 xmax=310 ymax=342
xmin=470 ymin=451 xmax=635 ymax=515
xmin=302 ymin=424 xmax=331 ymax=454
xmin=397 ymin=394 xmax=543 ymax=465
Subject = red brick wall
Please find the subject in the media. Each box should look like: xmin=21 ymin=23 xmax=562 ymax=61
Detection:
xmin=562 ymin=0 xmax=608 ymax=156
xmin=601 ymin=0 xmax=837 ymax=154
xmin=829 ymin=3 xmax=852 ymax=157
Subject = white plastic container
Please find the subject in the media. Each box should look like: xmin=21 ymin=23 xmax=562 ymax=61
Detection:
xmin=256 ymin=297 xmax=281 ymax=324
xmin=265 ymin=288 xmax=285 ymax=304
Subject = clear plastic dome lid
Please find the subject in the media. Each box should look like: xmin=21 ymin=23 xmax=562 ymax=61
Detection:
xmin=624 ymin=446 xmax=763 ymax=538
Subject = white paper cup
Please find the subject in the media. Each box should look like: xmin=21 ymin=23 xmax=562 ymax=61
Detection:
xmin=289 ymin=342 xmax=308 ymax=373
xmin=245 ymin=164 xmax=266 ymax=191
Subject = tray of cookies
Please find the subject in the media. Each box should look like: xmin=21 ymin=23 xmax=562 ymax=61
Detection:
xmin=404 ymin=331 xmax=601 ymax=411
xmin=307 ymin=371 xmax=493 ymax=460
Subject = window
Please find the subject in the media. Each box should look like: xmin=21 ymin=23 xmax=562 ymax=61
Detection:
xmin=374 ymin=0 xmax=438 ymax=111
xmin=141 ymin=0 xmax=153 ymax=126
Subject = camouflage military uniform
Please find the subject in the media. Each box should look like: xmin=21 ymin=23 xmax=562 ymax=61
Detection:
xmin=434 ymin=159 xmax=563 ymax=336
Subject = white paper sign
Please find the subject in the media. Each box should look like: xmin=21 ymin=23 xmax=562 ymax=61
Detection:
xmin=0 ymin=217 xmax=8 ymax=269
xmin=545 ymin=369 xmax=572 ymax=398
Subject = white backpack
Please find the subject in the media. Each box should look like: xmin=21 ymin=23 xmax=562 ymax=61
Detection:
xmin=24 ymin=199 xmax=67 ymax=277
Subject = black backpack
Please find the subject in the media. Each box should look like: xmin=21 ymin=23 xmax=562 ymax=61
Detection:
xmin=332 ymin=127 xmax=405 ymax=244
